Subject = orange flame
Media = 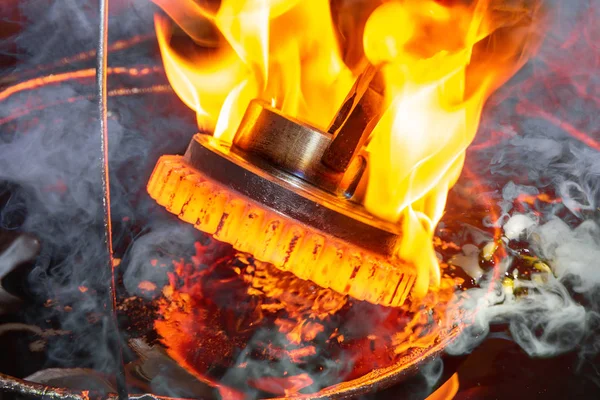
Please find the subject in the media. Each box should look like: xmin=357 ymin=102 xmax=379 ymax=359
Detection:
xmin=426 ymin=373 xmax=459 ymax=400
xmin=154 ymin=0 xmax=354 ymax=142
xmin=361 ymin=0 xmax=544 ymax=297
xmin=152 ymin=0 xmax=544 ymax=298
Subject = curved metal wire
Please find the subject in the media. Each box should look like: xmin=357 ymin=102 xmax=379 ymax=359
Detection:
xmin=96 ymin=0 xmax=127 ymax=397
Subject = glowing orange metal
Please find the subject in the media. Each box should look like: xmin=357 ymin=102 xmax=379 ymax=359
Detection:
xmin=147 ymin=155 xmax=415 ymax=307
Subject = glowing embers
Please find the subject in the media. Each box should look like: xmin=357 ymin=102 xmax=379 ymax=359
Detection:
xmin=153 ymin=241 xmax=456 ymax=397
xmin=147 ymin=154 xmax=415 ymax=307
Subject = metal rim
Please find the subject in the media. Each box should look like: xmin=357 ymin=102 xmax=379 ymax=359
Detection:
xmin=185 ymin=134 xmax=402 ymax=257
xmin=0 ymin=325 xmax=461 ymax=400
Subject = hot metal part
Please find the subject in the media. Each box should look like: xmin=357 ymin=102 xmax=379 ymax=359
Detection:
xmin=147 ymin=98 xmax=418 ymax=307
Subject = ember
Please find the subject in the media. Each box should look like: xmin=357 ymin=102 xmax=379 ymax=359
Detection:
xmin=152 ymin=238 xmax=459 ymax=396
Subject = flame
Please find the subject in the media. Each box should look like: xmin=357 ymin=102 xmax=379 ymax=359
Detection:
xmin=361 ymin=0 xmax=544 ymax=298
xmin=154 ymin=0 xmax=354 ymax=141
xmin=426 ymin=373 xmax=459 ymax=400
xmin=153 ymin=0 xmax=544 ymax=298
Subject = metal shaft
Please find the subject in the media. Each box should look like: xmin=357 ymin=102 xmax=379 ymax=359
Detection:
xmin=321 ymin=65 xmax=383 ymax=173
xmin=96 ymin=0 xmax=127 ymax=397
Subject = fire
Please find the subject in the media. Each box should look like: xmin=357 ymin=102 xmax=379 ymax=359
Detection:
xmin=152 ymin=239 xmax=460 ymax=396
xmin=360 ymin=0 xmax=544 ymax=297
xmin=153 ymin=0 xmax=354 ymax=141
xmin=152 ymin=0 xmax=544 ymax=299
xmin=426 ymin=373 xmax=460 ymax=400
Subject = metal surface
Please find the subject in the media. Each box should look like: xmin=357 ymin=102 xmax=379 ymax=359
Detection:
xmin=233 ymin=100 xmax=361 ymax=194
xmin=149 ymin=134 xmax=418 ymax=306
xmin=188 ymin=134 xmax=400 ymax=256
xmin=0 ymin=372 xmax=204 ymax=400
xmin=322 ymin=66 xmax=383 ymax=173
xmin=96 ymin=0 xmax=127 ymax=396
xmin=148 ymin=154 xmax=415 ymax=306
xmin=233 ymin=100 xmax=333 ymax=178
xmin=322 ymin=89 xmax=382 ymax=173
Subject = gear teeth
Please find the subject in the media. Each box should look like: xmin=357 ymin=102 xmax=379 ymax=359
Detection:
xmin=147 ymin=155 xmax=416 ymax=307
xmin=233 ymin=206 xmax=266 ymax=256
xmin=274 ymin=224 xmax=306 ymax=271
xmin=294 ymin=233 xmax=325 ymax=281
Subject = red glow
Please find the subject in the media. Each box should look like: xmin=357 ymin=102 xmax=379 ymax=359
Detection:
xmin=42 ymin=180 xmax=68 ymax=194
xmin=151 ymin=237 xmax=458 ymax=396
xmin=515 ymin=193 xmax=563 ymax=210
xmin=516 ymin=100 xmax=600 ymax=152
xmin=0 ymin=66 xmax=161 ymax=101
xmin=249 ymin=373 xmax=314 ymax=396
xmin=138 ymin=281 xmax=157 ymax=292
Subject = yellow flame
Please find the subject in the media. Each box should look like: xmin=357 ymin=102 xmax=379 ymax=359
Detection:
xmin=155 ymin=0 xmax=354 ymax=142
xmin=152 ymin=0 xmax=544 ymax=300
xmin=362 ymin=0 xmax=543 ymax=298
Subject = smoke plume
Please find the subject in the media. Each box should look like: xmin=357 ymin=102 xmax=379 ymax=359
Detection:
xmin=445 ymin=0 xmax=600 ymax=370
xmin=0 ymin=0 xmax=196 ymax=377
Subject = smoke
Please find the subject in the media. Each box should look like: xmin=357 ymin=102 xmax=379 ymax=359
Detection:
xmin=0 ymin=0 xmax=196 ymax=376
xmin=447 ymin=217 xmax=599 ymax=356
xmin=219 ymin=328 xmax=347 ymax=397
xmin=5 ymin=0 xmax=155 ymax=70
xmin=123 ymin=220 xmax=200 ymax=300
xmin=444 ymin=0 xmax=600 ymax=372
xmin=419 ymin=358 xmax=444 ymax=391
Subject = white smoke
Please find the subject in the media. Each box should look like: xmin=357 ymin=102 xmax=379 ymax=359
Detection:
xmin=0 ymin=0 xmax=197 ymax=374
xmin=448 ymin=215 xmax=600 ymax=357
xmin=443 ymin=0 xmax=600 ymax=378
